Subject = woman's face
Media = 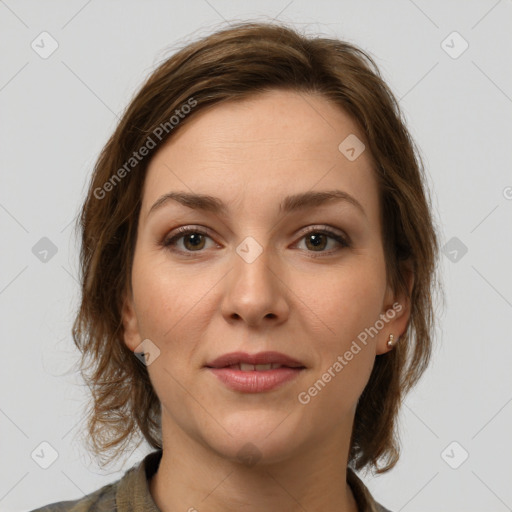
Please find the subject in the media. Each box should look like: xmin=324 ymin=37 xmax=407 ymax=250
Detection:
xmin=122 ymin=89 xmax=410 ymax=464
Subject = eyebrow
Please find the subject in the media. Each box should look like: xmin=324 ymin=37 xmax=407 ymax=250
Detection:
xmin=147 ymin=189 xmax=366 ymax=219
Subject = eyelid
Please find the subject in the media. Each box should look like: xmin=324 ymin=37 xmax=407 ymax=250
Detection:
xmin=172 ymin=225 xmax=215 ymax=238
xmin=163 ymin=225 xmax=217 ymax=247
xmin=295 ymin=224 xmax=349 ymax=242
xmin=292 ymin=225 xmax=351 ymax=256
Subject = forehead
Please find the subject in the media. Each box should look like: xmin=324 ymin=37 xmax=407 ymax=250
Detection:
xmin=140 ymin=89 xmax=378 ymax=222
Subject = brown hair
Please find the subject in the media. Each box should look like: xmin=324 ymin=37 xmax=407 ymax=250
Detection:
xmin=71 ymin=20 xmax=442 ymax=473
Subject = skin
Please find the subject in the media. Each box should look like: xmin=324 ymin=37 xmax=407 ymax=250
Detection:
xmin=122 ymin=89 xmax=412 ymax=512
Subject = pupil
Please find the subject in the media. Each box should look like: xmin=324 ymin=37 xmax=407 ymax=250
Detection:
xmin=188 ymin=234 xmax=202 ymax=246
xmin=308 ymin=233 xmax=325 ymax=250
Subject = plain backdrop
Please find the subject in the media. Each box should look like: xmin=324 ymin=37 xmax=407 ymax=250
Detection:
xmin=1 ymin=1 xmax=511 ymax=511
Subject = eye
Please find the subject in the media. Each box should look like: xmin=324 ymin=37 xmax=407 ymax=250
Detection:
xmin=162 ymin=226 xmax=216 ymax=254
xmin=295 ymin=226 xmax=350 ymax=256
xmin=161 ymin=225 xmax=351 ymax=256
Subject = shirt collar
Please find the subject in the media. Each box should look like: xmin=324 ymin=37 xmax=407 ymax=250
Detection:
xmin=116 ymin=450 xmax=161 ymax=512
xmin=347 ymin=466 xmax=388 ymax=512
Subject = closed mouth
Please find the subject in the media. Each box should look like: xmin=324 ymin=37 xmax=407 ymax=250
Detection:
xmin=209 ymin=363 xmax=305 ymax=371
xmin=205 ymin=351 xmax=306 ymax=370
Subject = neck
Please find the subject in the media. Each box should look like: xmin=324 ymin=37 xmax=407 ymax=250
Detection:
xmin=149 ymin=412 xmax=359 ymax=512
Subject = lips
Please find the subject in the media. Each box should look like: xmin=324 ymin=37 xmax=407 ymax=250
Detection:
xmin=205 ymin=351 xmax=305 ymax=370
xmin=205 ymin=351 xmax=306 ymax=393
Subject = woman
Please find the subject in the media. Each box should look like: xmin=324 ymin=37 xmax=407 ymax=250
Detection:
xmin=31 ymin=20 xmax=441 ymax=512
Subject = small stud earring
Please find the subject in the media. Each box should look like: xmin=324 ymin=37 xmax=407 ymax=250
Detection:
xmin=387 ymin=334 xmax=395 ymax=349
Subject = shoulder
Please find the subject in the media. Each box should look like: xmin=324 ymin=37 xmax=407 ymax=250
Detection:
xmin=28 ymin=479 xmax=119 ymax=512
xmin=28 ymin=450 xmax=161 ymax=512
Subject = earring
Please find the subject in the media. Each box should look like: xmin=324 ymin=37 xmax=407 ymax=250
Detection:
xmin=387 ymin=334 xmax=395 ymax=349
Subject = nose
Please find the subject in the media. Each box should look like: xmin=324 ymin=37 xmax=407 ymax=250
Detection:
xmin=220 ymin=241 xmax=290 ymax=328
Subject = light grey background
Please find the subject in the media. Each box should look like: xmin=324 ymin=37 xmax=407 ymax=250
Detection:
xmin=1 ymin=1 xmax=511 ymax=511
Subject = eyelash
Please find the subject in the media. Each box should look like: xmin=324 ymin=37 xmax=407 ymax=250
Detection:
xmin=161 ymin=225 xmax=350 ymax=258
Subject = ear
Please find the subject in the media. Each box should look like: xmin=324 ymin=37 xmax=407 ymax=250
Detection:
xmin=121 ymin=290 xmax=142 ymax=353
xmin=375 ymin=260 xmax=414 ymax=355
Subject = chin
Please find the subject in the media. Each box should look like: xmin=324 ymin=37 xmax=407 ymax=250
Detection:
xmin=202 ymin=411 xmax=305 ymax=467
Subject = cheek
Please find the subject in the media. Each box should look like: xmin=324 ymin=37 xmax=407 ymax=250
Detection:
xmin=130 ymin=254 xmax=206 ymax=402
xmin=297 ymin=282 xmax=380 ymax=422
xmin=130 ymin=250 xmax=221 ymax=383
xmin=298 ymin=257 xmax=386 ymax=403
xmin=131 ymin=250 xmax=203 ymax=339
xmin=309 ymin=257 xmax=387 ymax=344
